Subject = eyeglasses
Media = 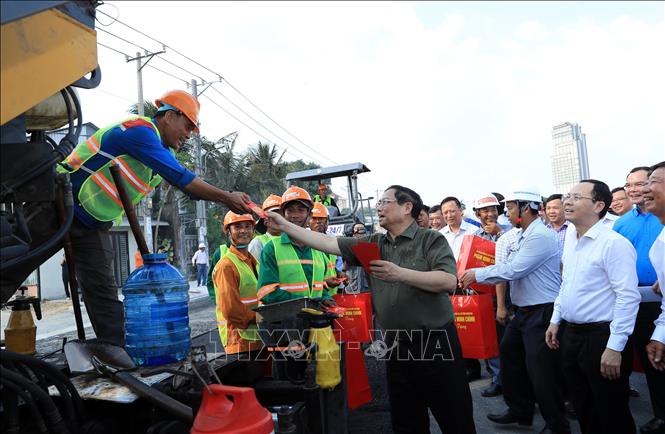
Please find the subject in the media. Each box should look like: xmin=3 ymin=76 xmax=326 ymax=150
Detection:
xmin=563 ymin=193 xmax=596 ymax=202
xmin=375 ymin=199 xmax=398 ymax=208
xmin=624 ymin=182 xmax=648 ymax=190
xmin=353 ymin=229 xmax=366 ymax=234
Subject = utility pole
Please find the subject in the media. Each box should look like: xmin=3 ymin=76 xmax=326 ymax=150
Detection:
xmin=126 ymin=50 xmax=164 ymax=252
xmin=189 ymin=77 xmax=223 ymax=248
xmin=190 ymin=79 xmax=207 ymax=248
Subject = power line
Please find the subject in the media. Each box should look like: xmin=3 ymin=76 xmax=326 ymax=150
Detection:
xmin=97 ymin=27 xmax=150 ymax=52
xmin=98 ymin=42 xmax=189 ymax=84
xmin=202 ymin=94 xmax=324 ymax=166
xmin=96 ymin=9 xmax=336 ymax=164
xmin=208 ymin=85 xmax=332 ymax=165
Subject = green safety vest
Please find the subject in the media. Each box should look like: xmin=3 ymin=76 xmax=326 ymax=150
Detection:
xmin=325 ymin=253 xmax=339 ymax=296
xmin=314 ymin=195 xmax=332 ymax=207
xmin=214 ymin=250 xmax=261 ymax=346
xmin=256 ymin=233 xmax=275 ymax=246
xmin=57 ymin=116 xmax=164 ymax=223
xmin=273 ymin=242 xmax=326 ymax=299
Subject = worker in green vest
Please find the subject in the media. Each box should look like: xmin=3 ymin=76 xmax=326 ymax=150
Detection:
xmin=257 ymin=186 xmax=335 ymax=307
xmin=212 ymin=211 xmax=263 ymax=355
xmin=314 ymin=183 xmax=340 ymax=211
xmin=248 ymin=194 xmax=283 ymax=262
xmin=57 ymin=89 xmax=252 ymax=346
xmin=309 ymin=202 xmax=347 ymax=295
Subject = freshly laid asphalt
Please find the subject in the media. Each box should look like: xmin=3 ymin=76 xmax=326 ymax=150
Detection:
xmin=7 ymin=286 xmax=653 ymax=434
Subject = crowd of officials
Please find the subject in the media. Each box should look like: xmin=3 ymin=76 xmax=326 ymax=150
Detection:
xmin=204 ymin=162 xmax=665 ymax=434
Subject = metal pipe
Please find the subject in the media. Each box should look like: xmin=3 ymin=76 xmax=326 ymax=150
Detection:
xmin=109 ymin=165 xmax=150 ymax=255
xmin=56 ymin=180 xmax=85 ymax=340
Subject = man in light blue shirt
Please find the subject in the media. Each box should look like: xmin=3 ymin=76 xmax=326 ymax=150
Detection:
xmin=461 ymin=188 xmax=569 ymax=434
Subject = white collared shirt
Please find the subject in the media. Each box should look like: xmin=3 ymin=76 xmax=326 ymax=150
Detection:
xmin=602 ymin=213 xmax=619 ymax=229
xmin=650 ymin=228 xmax=665 ymax=344
xmin=440 ymin=220 xmax=479 ymax=260
xmin=551 ymin=220 xmax=640 ymax=351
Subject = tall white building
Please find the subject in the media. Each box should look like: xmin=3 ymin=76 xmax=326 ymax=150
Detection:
xmin=551 ymin=122 xmax=590 ymax=194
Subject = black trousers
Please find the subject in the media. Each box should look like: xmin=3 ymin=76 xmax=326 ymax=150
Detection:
xmin=500 ymin=303 xmax=570 ymax=433
xmin=386 ymin=321 xmax=476 ymax=434
xmin=633 ymin=301 xmax=665 ymax=419
xmin=561 ymin=322 xmax=635 ymax=434
xmin=69 ymin=219 xmax=125 ymax=346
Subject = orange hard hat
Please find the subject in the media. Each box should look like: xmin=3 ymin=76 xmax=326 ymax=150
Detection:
xmin=311 ymin=202 xmax=329 ymax=219
xmin=223 ymin=211 xmax=255 ymax=231
xmin=155 ymin=89 xmax=201 ymax=133
xmin=262 ymin=194 xmax=282 ymax=211
xmin=281 ymin=186 xmax=313 ymax=210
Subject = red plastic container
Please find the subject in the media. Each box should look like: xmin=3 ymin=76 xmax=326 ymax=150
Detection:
xmin=191 ymin=384 xmax=273 ymax=434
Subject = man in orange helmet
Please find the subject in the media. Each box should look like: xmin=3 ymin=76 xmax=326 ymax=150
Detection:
xmin=257 ymin=186 xmax=336 ymax=306
xmin=248 ymin=194 xmax=283 ymax=262
xmin=212 ymin=211 xmax=262 ymax=355
xmin=309 ymin=202 xmax=347 ymax=295
xmin=57 ymin=89 xmax=252 ymax=346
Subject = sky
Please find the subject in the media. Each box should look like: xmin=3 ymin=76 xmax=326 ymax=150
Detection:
xmin=82 ymin=1 xmax=664 ymax=208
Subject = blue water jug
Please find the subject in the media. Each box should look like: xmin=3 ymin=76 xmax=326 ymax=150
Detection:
xmin=122 ymin=253 xmax=191 ymax=366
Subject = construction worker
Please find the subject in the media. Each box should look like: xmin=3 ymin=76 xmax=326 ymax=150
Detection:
xmin=212 ymin=211 xmax=263 ymax=355
xmin=257 ymin=186 xmax=335 ymax=307
xmin=248 ymin=194 xmax=283 ymax=262
xmin=314 ymin=183 xmax=340 ymax=216
xmin=309 ymin=202 xmax=347 ymax=295
xmin=57 ymin=89 xmax=251 ymax=347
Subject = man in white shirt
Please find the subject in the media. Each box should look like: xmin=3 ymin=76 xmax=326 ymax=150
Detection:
xmin=545 ymin=179 xmax=640 ymax=434
xmin=645 ymin=162 xmax=665 ymax=372
xmin=192 ymin=243 xmax=209 ymax=287
xmin=439 ymin=196 xmax=479 ymax=260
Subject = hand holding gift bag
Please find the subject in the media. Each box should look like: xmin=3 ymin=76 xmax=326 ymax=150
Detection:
xmin=456 ymin=235 xmax=496 ymax=295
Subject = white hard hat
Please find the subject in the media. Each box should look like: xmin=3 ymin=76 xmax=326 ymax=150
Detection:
xmin=502 ymin=188 xmax=542 ymax=204
xmin=198 ymin=243 xmax=205 ymax=248
xmin=473 ymin=194 xmax=500 ymax=210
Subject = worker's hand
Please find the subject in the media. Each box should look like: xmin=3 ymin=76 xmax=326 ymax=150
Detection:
xmin=223 ymin=191 xmax=252 ymax=214
xmin=320 ymin=298 xmax=337 ymax=308
xmin=369 ymin=260 xmax=402 ymax=282
xmin=653 ymin=281 xmax=661 ymax=296
xmin=483 ymin=221 xmax=501 ymax=236
xmin=600 ymin=348 xmax=622 ymax=381
xmin=496 ymin=305 xmax=509 ymax=326
xmin=325 ymin=276 xmax=340 ymax=288
xmin=647 ymin=340 xmax=665 ymax=371
xmin=545 ymin=323 xmax=559 ymax=349
xmin=459 ymin=269 xmax=477 ymax=289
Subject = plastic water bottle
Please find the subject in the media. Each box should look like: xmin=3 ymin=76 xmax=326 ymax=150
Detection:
xmin=122 ymin=253 xmax=191 ymax=366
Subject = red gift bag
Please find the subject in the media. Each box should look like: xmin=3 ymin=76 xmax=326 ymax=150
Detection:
xmin=332 ymin=293 xmax=373 ymax=344
xmin=344 ymin=343 xmax=373 ymax=409
xmin=457 ymin=235 xmax=497 ymax=295
xmin=452 ymin=294 xmax=499 ymax=359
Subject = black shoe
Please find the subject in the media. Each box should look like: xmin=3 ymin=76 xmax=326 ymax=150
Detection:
xmin=564 ymin=400 xmax=577 ymax=419
xmin=640 ymin=417 xmax=665 ymax=434
xmin=487 ymin=410 xmax=533 ymax=426
xmin=629 ymin=384 xmax=640 ymax=398
xmin=481 ymin=383 xmax=503 ymax=397
xmin=466 ymin=370 xmax=481 ymax=382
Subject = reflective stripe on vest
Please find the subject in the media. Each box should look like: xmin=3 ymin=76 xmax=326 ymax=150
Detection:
xmin=214 ymin=250 xmax=261 ymax=346
xmin=272 ymin=241 xmax=326 ymax=299
xmin=57 ymin=116 xmax=165 ymax=223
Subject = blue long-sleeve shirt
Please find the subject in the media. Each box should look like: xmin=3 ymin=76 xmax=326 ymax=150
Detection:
xmin=70 ymin=118 xmax=196 ymax=228
xmin=475 ymin=218 xmax=561 ymax=307
xmin=613 ymin=207 xmax=663 ymax=286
